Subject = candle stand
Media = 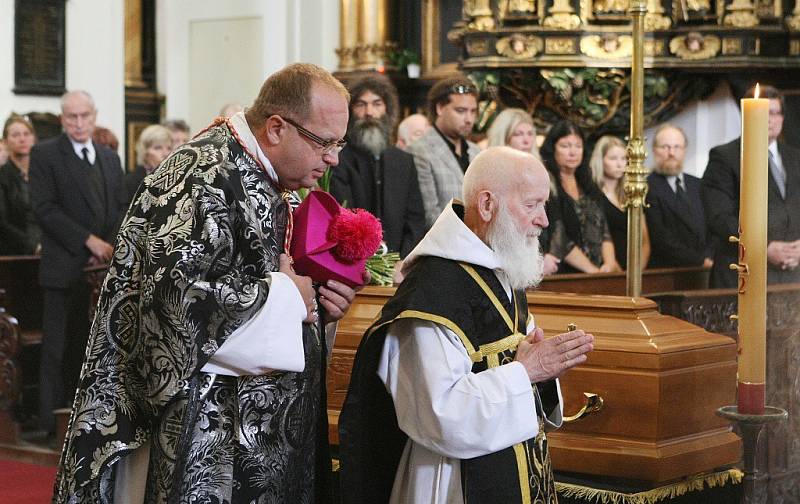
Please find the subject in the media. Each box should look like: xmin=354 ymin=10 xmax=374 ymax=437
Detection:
xmin=716 ymin=405 xmax=787 ymax=504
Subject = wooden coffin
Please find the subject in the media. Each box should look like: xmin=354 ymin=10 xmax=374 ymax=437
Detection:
xmin=327 ymin=287 xmax=740 ymax=485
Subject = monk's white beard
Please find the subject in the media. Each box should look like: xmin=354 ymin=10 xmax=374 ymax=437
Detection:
xmin=486 ymin=204 xmax=544 ymax=290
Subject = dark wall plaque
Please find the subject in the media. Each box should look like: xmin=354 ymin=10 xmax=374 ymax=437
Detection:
xmin=14 ymin=0 xmax=66 ymax=96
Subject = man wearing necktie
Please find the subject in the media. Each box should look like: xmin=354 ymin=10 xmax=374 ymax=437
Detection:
xmin=644 ymin=124 xmax=714 ymax=268
xmin=29 ymin=90 xmax=127 ymax=436
xmin=702 ymin=84 xmax=800 ymax=288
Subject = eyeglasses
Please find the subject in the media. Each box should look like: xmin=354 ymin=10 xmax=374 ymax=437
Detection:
xmin=654 ymin=144 xmax=685 ymax=152
xmin=279 ymin=115 xmax=346 ymax=156
xmin=450 ymin=84 xmax=477 ymax=95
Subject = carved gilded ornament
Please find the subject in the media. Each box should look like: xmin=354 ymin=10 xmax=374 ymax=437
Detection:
xmin=669 ymin=33 xmax=721 ymax=59
xmin=465 ymin=0 xmax=496 ymax=30
xmin=466 ymin=38 xmax=490 ymax=56
xmin=645 ymin=38 xmax=666 ymax=55
xmin=544 ymin=0 xmax=583 ymax=28
xmin=722 ymin=38 xmax=743 ymax=54
xmin=685 ymin=0 xmax=712 ymax=11
xmin=790 ymin=39 xmax=800 ymax=55
xmin=496 ymin=34 xmax=544 ymax=58
xmin=580 ymin=34 xmax=633 ymax=58
xmin=624 ymin=137 xmax=649 ymax=209
xmin=787 ymin=1 xmax=800 ymax=31
xmin=545 ymin=37 xmax=578 ymax=53
xmin=724 ymin=0 xmax=759 ymax=26
xmin=594 ymin=0 xmax=629 ymax=13
xmin=502 ymin=0 xmax=537 ymax=15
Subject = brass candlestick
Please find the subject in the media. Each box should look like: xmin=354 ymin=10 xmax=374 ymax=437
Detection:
xmin=624 ymin=0 xmax=648 ymax=298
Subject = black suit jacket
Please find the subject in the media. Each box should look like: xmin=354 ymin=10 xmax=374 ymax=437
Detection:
xmin=702 ymin=138 xmax=800 ymax=287
xmin=29 ymin=133 xmax=127 ymax=288
xmin=331 ymin=145 xmax=426 ymax=257
xmin=0 ymin=161 xmax=41 ymax=254
xmin=645 ymin=172 xmax=709 ymax=267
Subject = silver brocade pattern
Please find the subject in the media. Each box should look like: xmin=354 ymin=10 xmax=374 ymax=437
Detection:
xmin=53 ymin=123 xmax=324 ymax=503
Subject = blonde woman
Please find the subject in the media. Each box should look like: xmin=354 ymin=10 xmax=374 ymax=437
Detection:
xmin=125 ymin=124 xmax=173 ymax=202
xmin=589 ymin=135 xmax=650 ymax=269
xmin=486 ymin=108 xmax=540 ymax=158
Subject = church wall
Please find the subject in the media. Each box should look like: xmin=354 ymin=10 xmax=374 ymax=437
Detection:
xmin=0 ymin=0 xmax=125 ymax=152
xmin=156 ymin=0 xmax=340 ymax=133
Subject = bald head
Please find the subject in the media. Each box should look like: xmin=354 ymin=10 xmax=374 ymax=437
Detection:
xmin=463 ymin=147 xmax=546 ymax=208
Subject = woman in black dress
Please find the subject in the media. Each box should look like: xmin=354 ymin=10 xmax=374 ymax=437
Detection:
xmin=541 ymin=120 xmax=620 ymax=273
xmin=589 ymin=135 xmax=650 ymax=269
xmin=0 ymin=114 xmax=40 ymax=255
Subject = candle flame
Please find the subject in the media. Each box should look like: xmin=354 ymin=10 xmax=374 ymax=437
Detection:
xmin=754 ymin=83 xmax=760 ymax=99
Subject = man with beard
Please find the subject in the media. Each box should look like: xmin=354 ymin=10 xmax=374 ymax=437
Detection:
xmin=330 ymin=75 xmax=426 ymax=257
xmin=644 ymin=124 xmax=713 ymax=267
xmin=339 ymin=147 xmax=594 ymax=504
xmin=703 ymin=84 xmax=800 ymax=287
xmin=407 ymin=76 xmax=481 ymax=226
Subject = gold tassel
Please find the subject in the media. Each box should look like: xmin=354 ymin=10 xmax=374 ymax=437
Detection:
xmin=555 ymin=469 xmax=744 ymax=504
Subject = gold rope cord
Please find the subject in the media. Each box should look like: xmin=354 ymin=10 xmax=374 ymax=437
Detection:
xmin=554 ymin=469 xmax=743 ymax=504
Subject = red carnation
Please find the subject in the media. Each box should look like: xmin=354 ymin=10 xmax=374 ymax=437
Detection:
xmin=327 ymin=208 xmax=383 ymax=262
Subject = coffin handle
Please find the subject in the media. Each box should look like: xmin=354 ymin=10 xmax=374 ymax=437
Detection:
xmin=562 ymin=392 xmax=604 ymax=423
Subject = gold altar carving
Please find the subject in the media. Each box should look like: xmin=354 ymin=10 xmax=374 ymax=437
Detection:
xmin=791 ymin=39 xmax=800 ymax=54
xmin=497 ymin=34 xmax=545 ymax=58
xmin=669 ymin=32 xmax=721 ymax=59
xmin=580 ymin=34 xmax=633 ymax=58
xmin=545 ymin=37 xmax=579 ymax=53
xmin=644 ymin=0 xmax=672 ymax=29
xmin=786 ymin=0 xmax=800 ymax=30
xmin=724 ymin=0 xmax=760 ymax=26
xmin=594 ymin=0 xmax=630 ymax=13
xmin=544 ymin=0 xmax=584 ymax=28
xmin=644 ymin=38 xmax=666 ymax=55
xmin=722 ymin=37 xmax=744 ymax=54
xmin=466 ymin=38 xmax=490 ymax=56
xmin=465 ymin=0 xmax=496 ymax=30
xmin=500 ymin=0 xmax=538 ymax=17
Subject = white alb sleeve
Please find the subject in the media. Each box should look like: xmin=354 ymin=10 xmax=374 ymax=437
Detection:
xmin=201 ymin=272 xmax=307 ymax=376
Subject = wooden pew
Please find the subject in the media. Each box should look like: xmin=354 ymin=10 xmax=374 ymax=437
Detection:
xmin=0 ymin=257 xmax=43 ymax=429
xmin=0 ymin=306 xmax=22 ymax=443
xmin=539 ymin=265 xmax=710 ymax=295
xmin=650 ymin=284 xmax=800 ymax=499
xmin=0 ymin=256 xmax=43 ymax=345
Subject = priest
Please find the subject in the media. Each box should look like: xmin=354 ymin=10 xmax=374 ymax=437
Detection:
xmin=53 ymin=63 xmax=360 ymax=503
xmin=339 ymin=146 xmax=594 ymax=503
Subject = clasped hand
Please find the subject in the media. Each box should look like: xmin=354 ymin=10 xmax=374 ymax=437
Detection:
xmin=514 ymin=327 xmax=594 ymax=383
xmin=279 ymin=254 xmax=367 ymax=324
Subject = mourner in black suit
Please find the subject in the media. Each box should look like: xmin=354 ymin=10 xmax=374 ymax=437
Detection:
xmin=702 ymin=85 xmax=800 ymax=287
xmin=645 ymin=124 xmax=713 ymax=268
xmin=330 ymin=75 xmax=425 ymax=261
xmin=29 ymin=91 xmax=127 ymax=433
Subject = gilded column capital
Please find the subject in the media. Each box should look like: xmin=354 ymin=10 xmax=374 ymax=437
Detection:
xmin=724 ymin=0 xmax=759 ymax=27
xmin=544 ymin=0 xmax=583 ymax=29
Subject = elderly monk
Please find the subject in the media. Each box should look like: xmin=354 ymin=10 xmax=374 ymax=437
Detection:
xmin=340 ymin=146 xmax=594 ymax=504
